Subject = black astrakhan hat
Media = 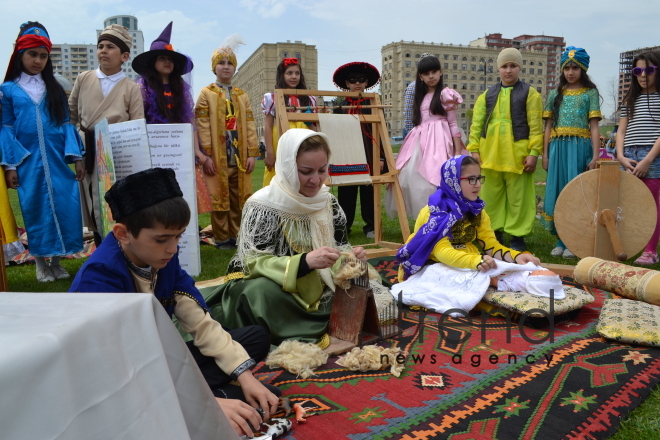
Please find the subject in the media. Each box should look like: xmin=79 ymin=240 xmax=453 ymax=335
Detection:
xmin=105 ymin=168 xmax=183 ymax=220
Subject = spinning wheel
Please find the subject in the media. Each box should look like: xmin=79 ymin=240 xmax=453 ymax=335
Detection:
xmin=554 ymin=161 xmax=657 ymax=261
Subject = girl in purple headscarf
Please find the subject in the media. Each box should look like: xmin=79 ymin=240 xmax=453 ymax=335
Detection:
xmin=392 ymin=155 xmax=546 ymax=313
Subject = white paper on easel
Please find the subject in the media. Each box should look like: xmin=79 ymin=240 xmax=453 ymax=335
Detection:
xmin=147 ymin=124 xmax=201 ymax=277
xmin=107 ymin=119 xmax=152 ymax=180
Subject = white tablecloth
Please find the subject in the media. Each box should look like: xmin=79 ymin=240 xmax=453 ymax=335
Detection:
xmin=0 ymin=292 xmax=240 ymax=440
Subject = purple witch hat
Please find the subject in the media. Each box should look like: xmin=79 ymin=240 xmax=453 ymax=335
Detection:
xmin=132 ymin=21 xmax=193 ymax=75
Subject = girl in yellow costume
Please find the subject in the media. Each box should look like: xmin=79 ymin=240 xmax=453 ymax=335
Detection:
xmin=195 ymin=35 xmax=258 ymax=249
xmin=261 ymin=57 xmax=316 ymax=186
xmin=0 ymin=166 xmax=24 ymax=262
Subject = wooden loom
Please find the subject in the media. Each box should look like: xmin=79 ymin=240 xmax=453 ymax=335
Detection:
xmin=274 ymin=89 xmax=410 ymax=257
xmin=553 ymin=161 xmax=657 ymax=267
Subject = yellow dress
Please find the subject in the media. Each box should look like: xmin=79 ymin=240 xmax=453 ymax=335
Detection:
xmin=0 ymin=167 xmax=24 ymax=260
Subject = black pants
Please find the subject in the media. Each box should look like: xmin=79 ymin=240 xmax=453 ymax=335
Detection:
xmin=186 ymin=325 xmax=271 ymax=396
xmin=338 ymin=184 xmax=375 ymax=235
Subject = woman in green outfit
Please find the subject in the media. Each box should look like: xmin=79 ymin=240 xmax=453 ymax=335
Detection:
xmin=201 ymin=128 xmax=366 ymax=347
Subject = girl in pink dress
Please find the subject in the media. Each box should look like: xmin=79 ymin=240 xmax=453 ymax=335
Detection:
xmin=390 ymin=55 xmax=464 ymax=218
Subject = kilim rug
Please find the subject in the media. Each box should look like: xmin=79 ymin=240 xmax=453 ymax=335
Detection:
xmin=252 ymin=257 xmax=660 ymax=439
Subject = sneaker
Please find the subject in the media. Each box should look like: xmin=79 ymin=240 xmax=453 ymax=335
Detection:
xmin=551 ymin=246 xmax=565 ymax=257
xmin=510 ymin=236 xmax=526 ymax=252
xmin=36 ymin=266 xmax=55 ymax=282
xmin=215 ymin=239 xmax=237 ymax=250
xmin=50 ymin=264 xmax=70 ymax=280
xmin=562 ymin=248 xmax=576 ymax=259
xmin=635 ymin=251 xmax=659 ymax=266
xmin=365 ymin=231 xmax=375 ymax=239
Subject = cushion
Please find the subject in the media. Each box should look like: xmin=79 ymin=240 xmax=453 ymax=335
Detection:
xmin=482 ymin=286 xmax=594 ymax=318
xmin=597 ymin=299 xmax=660 ymax=347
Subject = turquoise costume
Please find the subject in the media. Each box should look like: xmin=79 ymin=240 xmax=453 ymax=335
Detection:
xmin=541 ymin=47 xmax=602 ymax=234
xmin=0 ymin=81 xmax=84 ymax=256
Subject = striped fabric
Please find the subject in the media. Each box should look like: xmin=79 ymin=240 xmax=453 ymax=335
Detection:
xmin=622 ymin=92 xmax=660 ymax=147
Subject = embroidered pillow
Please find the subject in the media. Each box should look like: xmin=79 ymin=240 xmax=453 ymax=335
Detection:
xmin=597 ymin=299 xmax=660 ymax=347
xmin=482 ymin=286 xmax=594 ymax=320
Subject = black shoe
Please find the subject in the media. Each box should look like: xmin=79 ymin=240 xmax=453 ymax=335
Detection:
xmin=215 ymin=238 xmax=237 ymax=250
xmin=510 ymin=236 xmax=526 ymax=251
xmin=494 ymin=230 xmax=504 ymax=244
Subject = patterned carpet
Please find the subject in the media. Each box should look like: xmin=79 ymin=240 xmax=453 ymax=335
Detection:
xmin=253 ymin=257 xmax=660 ymax=439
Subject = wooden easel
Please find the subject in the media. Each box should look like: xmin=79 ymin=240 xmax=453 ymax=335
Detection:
xmin=554 ymin=161 xmax=657 ymax=263
xmin=274 ymin=89 xmax=410 ymax=257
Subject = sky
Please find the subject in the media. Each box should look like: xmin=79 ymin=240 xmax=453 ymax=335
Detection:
xmin=2 ymin=0 xmax=659 ymax=118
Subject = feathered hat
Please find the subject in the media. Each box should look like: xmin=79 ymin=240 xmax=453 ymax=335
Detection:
xmin=211 ymin=34 xmax=245 ymax=72
xmin=132 ymin=22 xmax=193 ymax=75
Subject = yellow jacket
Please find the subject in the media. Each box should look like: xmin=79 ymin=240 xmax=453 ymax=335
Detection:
xmin=398 ymin=206 xmax=523 ymax=282
xmin=467 ymin=85 xmax=543 ymax=173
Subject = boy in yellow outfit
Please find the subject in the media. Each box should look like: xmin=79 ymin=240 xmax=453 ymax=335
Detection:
xmin=467 ymin=48 xmax=543 ymax=251
xmin=195 ymin=35 xmax=258 ymax=250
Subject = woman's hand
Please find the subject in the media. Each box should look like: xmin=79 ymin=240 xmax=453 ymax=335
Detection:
xmin=306 ymin=246 xmax=340 ymax=270
xmin=632 ymin=157 xmax=651 ymax=178
xmin=515 ymin=253 xmax=541 ymax=266
xmin=352 ymin=246 xmax=367 ymax=262
xmin=215 ymin=397 xmax=262 ymax=437
xmin=202 ymin=156 xmax=216 ymax=176
xmin=5 ymin=170 xmax=18 ymax=189
xmin=236 ymin=370 xmax=279 ymax=422
xmin=264 ymin=148 xmax=275 ymax=171
xmin=617 ymin=155 xmax=637 ymax=173
xmin=477 ymin=255 xmax=497 ymax=272
xmin=74 ymin=160 xmax=85 ymax=181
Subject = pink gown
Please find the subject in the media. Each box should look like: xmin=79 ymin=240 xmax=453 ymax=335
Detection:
xmin=390 ymin=88 xmax=463 ymax=218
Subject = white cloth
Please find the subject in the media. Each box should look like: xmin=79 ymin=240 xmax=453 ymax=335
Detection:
xmin=17 ymin=72 xmax=45 ymax=103
xmin=318 ymin=113 xmax=373 ymax=185
xmin=390 ymin=260 xmax=564 ymax=317
xmin=0 ymin=292 xmax=239 ymax=440
xmin=95 ymin=67 xmax=126 ymax=97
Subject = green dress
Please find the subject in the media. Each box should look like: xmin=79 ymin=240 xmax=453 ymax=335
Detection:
xmin=200 ymin=210 xmax=348 ymax=346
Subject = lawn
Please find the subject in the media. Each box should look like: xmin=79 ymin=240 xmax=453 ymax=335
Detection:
xmin=5 ymin=156 xmax=659 ymax=438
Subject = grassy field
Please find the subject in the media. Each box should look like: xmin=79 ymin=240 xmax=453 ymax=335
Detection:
xmin=5 ymin=156 xmax=660 ymax=438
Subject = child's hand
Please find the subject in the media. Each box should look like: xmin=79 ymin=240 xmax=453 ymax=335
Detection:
xmin=477 ymin=255 xmax=497 ymax=272
xmin=515 ymin=253 xmax=541 ymax=266
xmin=5 ymin=170 xmax=18 ymax=189
xmin=215 ymin=397 xmax=262 ymax=437
xmin=74 ymin=160 xmax=85 ymax=181
xmin=471 ymin=152 xmax=482 ymax=164
xmin=265 ymin=149 xmax=275 ymax=171
xmin=202 ymin=156 xmax=216 ymax=176
xmin=542 ymin=154 xmax=549 ymax=171
xmin=632 ymin=158 xmax=651 ymax=178
xmin=586 ymin=159 xmax=598 ymax=170
xmin=617 ymin=156 xmax=637 ymax=173
xmin=522 ymin=155 xmax=538 ymax=173
xmin=245 ymin=157 xmax=256 ymax=174
xmin=236 ymin=370 xmax=279 ymax=422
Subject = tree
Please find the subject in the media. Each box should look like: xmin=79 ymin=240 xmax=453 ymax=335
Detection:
xmin=606 ymin=76 xmax=619 ymax=119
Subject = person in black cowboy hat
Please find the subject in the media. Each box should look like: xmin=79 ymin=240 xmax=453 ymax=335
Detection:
xmin=332 ymin=61 xmax=386 ymax=239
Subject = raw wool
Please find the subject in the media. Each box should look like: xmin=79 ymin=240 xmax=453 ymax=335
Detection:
xmin=266 ymin=341 xmax=329 ymax=379
xmin=337 ymin=345 xmax=406 ymax=377
xmin=333 ymin=252 xmax=367 ymax=289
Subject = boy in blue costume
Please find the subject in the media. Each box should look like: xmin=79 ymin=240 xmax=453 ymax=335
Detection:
xmin=70 ymin=167 xmax=278 ymax=438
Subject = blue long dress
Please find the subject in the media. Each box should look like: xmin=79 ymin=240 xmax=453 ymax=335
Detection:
xmin=0 ymin=80 xmax=84 ymax=256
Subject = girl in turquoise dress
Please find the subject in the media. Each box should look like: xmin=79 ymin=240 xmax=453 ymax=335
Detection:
xmin=541 ymin=46 xmax=601 ymax=259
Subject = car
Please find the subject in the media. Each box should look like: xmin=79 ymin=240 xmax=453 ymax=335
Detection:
xmin=391 ymin=136 xmax=403 ymax=143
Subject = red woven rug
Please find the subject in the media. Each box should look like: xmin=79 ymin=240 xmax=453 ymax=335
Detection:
xmin=253 ymin=257 xmax=660 ymax=439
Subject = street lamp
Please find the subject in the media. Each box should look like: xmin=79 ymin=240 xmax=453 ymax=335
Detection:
xmin=478 ymin=58 xmax=493 ymax=92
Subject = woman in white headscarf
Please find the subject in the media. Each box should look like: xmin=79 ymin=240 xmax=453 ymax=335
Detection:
xmin=201 ymin=129 xmax=366 ymax=347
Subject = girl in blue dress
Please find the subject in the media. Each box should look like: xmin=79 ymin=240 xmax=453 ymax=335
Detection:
xmin=1 ymin=22 xmax=84 ymax=282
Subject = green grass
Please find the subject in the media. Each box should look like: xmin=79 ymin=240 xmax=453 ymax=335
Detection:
xmin=6 ymin=156 xmax=660 ymax=437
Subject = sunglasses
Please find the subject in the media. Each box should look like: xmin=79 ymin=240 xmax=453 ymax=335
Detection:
xmin=347 ymin=76 xmax=367 ymax=84
xmin=460 ymin=175 xmax=486 ymax=185
xmin=632 ymin=66 xmax=658 ymax=76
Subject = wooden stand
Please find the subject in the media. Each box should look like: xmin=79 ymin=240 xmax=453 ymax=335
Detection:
xmin=274 ymin=89 xmax=410 ymax=257
xmin=554 ymin=161 xmax=657 ymax=261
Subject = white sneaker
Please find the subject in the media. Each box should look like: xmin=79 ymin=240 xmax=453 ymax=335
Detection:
xmin=37 ymin=266 xmax=55 ymax=282
xmin=365 ymin=231 xmax=375 ymax=239
xmin=50 ymin=264 xmax=70 ymax=280
xmin=551 ymin=246 xmax=565 ymax=257
xmin=562 ymin=248 xmax=576 ymax=259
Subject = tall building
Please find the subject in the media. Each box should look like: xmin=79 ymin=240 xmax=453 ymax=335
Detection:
xmin=618 ymin=45 xmax=660 ymax=108
xmin=470 ymin=33 xmax=565 ymax=90
xmin=381 ymin=41 xmax=547 ymax=138
xmin=232 ymin=41 xmax=318 ymax=139
xmin=50 ymin=15 xmax=144 ymax=85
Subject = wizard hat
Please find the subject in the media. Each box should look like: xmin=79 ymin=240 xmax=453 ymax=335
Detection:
xmin=132 ymin=22 xmax=193 ymax=75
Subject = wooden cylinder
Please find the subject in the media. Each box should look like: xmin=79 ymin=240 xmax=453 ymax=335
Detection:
xmin=574 ymin=257 xmax=660 ymax=306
